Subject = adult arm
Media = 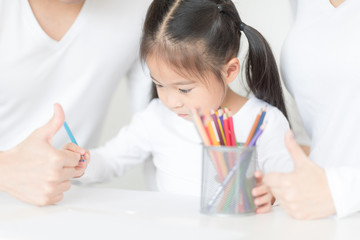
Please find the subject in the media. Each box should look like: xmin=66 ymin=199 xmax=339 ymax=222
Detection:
xmin=326 ymin=167 xmax=360 ymax=218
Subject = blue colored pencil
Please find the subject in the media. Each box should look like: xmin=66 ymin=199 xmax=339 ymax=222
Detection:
xmin=63 ymin=121 xmax=84 ymax=162
xmin=254 ymin=107 xmax=267 ymax=135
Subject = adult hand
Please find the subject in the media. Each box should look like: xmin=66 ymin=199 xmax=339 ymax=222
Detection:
xmin=0 ymin=104 xmax=84 ymax=206
xmin=263 ymin=131 xmax=336 ymax=219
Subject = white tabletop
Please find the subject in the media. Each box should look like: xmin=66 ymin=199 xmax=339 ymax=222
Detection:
xmin=1 ymin=186 xmax=360 ymax=240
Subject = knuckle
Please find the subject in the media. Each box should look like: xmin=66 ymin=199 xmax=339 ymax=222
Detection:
xmin=283 ymin=191 xmax=296 ymax=202
xmin=50 ymin=151 xmax=64 ymax=164
xmin=47 ymin=169 xmax=61 ymax=181
xmin=64 ymin=143 xmax=73 ymax=149
xmin=42 ymin=182 xmax=56 ymax=196
xmin=282 ymin=179 xmax=292 ymax=187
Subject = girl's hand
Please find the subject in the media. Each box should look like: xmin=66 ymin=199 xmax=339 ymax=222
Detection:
xmin=252 ymin=170 xmax=274 ymax=214
xmin=61 ymin=143 xmax=90 ymax=178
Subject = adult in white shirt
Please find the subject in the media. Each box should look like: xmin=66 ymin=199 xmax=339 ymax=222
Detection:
xmin=264 ymin=0 xmax=360 ymax=219
xmin=0 ymin=0 xmax=151 ymax=206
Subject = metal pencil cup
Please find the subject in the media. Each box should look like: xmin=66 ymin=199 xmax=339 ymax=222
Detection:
xmin=201 ymin=145 xmax=257 ymax=215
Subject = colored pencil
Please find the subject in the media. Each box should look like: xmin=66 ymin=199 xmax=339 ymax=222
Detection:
xmin=206 ymin=116 xmax=219 ymax=146
xmin=244 ymin=109 xmax=262 ymax=146
xmin=211 ymin=110 xmax=225 ymax=145
xmin=228 ymin=111 xmax=236 ymax=146
xmin=248 ymin=124 xmax=266 ymax=147
xmin=223 ymin=114 xmax=231 ymax=146
xmin=254 ymin=107 xmax=267 ymax=135
xmin=63 ymin=121 xmax=84 ymax=162
xmin=216 ymin=112 xmax=227 ymax=146
xmin=205 ymin=124 xmax=265 ymax=211
xmin=191 ymin=108 xmax=211 ymax=146
xmin=217 ymin=108 xmax=224 ymax=129
xmin=192 ymin=108 xmax=226 ymax=180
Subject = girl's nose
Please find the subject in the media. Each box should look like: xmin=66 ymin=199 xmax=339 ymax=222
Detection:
xmin=166 ymin=94 xmax=183 ymax=109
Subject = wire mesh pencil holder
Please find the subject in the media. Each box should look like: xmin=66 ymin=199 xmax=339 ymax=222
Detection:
xmin=200 ymin=145 xmax=257 ymax=215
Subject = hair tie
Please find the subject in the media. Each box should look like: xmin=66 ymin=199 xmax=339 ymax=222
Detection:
xmin=239 ymin=22 xmax=246 ymax=31
xmin=217 ymin=4 xmax=223 ymax=13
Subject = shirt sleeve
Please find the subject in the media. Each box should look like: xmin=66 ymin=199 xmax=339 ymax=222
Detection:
xmin=79 ymin=110 xmax=152 ymax=183
xmin=326 ymin=167 xmax=360 ymax=218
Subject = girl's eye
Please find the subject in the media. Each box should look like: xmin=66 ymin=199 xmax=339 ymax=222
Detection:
xmin=179 ymin=88 xmax=192 ymax=94
xmin=155 ymin=83 xmax=163 ymax=88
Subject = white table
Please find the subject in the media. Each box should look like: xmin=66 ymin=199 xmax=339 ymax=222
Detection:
xmin=1 ymin=186 xmax=360 ymax=240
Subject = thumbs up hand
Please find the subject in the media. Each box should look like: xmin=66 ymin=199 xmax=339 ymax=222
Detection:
xmin=263 ymin=131 xmax=336 ymax=219
xmin=0 ymin=104 xmax=86 ymax=206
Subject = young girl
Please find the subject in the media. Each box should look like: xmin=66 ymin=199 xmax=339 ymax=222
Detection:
xmin=79 ymin=0 xmax=293 ymax=214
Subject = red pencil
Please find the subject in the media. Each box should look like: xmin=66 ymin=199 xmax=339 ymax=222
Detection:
xmin=228 ymin=110 xmax=236 ymax=146
xmin=223 ymin=113 xmax=231 ymax=146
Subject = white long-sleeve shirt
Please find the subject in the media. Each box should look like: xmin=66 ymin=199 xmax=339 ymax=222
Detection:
xmin=0 ymin=0 xmax=151 ymax=150
xmin=281 ymin=0 xmax=360 ymax=218
xmin=81 ymin=98 xmax=293 ymax=196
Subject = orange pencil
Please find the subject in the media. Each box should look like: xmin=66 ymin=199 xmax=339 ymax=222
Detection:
xmin=191 ymin=108 xmax=211 ymax=146
xmin=203 ymin=125 xmax=214 ymax=145
xmin=244 ymin=109 xmax=262 ymax=146
xmin=206 ymin=115 xmax=220 ymax=146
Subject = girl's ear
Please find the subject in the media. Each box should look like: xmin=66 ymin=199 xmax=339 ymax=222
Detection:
xmin=224 ymin=58 xmax=240 ymax=85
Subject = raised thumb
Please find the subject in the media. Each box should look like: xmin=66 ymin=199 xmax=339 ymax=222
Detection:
xmin=35 ymin=103 xmax=65 ymax=143
xmin=285 ymin=130 xmax=308 ymax=169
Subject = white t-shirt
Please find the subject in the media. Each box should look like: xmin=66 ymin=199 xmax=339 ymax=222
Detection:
xmin=0 ymin=0 xmax=152 ymax=150
xmin=281 ymin=0 xmax=360 ymax=217
xmin=81 ymin=98 xmax=292 ymax=196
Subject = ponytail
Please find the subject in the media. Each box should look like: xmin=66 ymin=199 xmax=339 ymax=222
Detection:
xmin=141 ymin=0 xmax=288 ymax=119
xmin=241 ymin=23 xmax=288 ymax=119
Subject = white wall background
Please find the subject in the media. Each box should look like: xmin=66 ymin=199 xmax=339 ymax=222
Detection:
xmin=91 ymin=0 xmax=308 ymax=190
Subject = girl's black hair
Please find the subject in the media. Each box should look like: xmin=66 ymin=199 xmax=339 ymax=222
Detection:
xmin=140 ymin=0 xmax=288 ymax=119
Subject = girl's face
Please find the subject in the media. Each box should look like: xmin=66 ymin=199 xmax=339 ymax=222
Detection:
xmin=147 ymin=55 xmax=226 ymax=121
